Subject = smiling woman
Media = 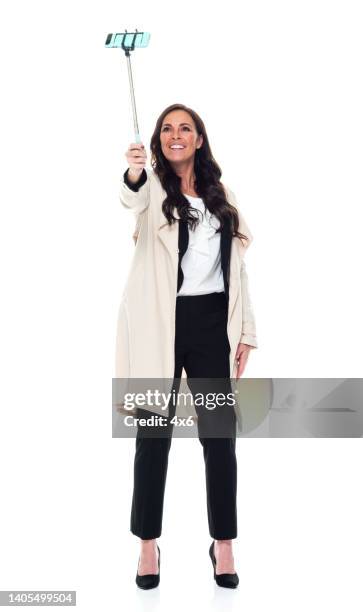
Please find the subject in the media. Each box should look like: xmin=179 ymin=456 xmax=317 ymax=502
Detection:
xmin=117 ymin=102 xmax=258 ymax=589
xmin=159 ymin=114 xmax=203 ymax=196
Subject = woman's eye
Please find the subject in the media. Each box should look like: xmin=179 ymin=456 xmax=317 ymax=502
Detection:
xmin=161 ymin=126 xmax=191 ymax=132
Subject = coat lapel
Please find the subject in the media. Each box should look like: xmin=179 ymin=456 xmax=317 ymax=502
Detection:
xmin=177 ymin=220 xmax=189 ymax=292
xmin=220 ymin=222 xmax=232 ymax=302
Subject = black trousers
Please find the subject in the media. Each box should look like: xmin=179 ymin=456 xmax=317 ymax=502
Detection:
xmin=130 ymin=291 xmax=237 ymax=540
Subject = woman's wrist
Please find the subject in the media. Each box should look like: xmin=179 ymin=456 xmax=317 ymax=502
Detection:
xmin=127 ymin=168 xmax=144 ymax=183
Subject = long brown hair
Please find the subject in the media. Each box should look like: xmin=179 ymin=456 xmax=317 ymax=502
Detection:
xmin=150 ymin=103 xmax=248 ymax=243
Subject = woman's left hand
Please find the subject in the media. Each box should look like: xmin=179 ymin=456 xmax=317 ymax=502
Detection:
xmin=235 ymin=343 xmax=252 ymax=377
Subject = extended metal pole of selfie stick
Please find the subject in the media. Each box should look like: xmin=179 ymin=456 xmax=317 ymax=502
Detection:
xmin=124 ymin=49 xmax=141 ymax=143
xmin=105 ymin=30 xmax=151 ymax=144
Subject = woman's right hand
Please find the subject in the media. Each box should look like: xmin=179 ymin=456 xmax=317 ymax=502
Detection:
xmin=125 ymin=142 xmax=147 ymax=182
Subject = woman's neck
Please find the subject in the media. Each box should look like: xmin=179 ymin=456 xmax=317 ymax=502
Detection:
xmin=172 ymin=161 xmax=196 ymax=194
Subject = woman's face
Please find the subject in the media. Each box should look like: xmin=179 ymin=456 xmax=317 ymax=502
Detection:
xmin=160 ymin=110 xmax=203 ymax=166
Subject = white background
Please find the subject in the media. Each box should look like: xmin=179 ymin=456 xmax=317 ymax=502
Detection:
xmin=0 ymin=0 xmax=362 ymax=610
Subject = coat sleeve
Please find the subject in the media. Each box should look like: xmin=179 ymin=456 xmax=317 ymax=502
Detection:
xmin=119 ymin=167 xmax=150 ymax=215
xmin=224 ymin=185 xmax=258 ymax=349
xmin=239 ymin=259 xmax=258 ymax=348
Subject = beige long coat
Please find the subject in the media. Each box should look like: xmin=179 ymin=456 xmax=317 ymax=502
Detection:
xmin=114 ymin=168 xmax=258 ymax=417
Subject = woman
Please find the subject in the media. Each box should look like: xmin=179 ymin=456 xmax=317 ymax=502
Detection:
xmin=116 ymin=103 xmax=258 ymax=589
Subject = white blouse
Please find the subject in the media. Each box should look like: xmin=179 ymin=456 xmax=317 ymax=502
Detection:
xmin=177 ymin=194 xmax=225 ymax=296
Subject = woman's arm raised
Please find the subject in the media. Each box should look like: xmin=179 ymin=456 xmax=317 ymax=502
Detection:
xmin=119 ymin=143 xmax=150 ymax=214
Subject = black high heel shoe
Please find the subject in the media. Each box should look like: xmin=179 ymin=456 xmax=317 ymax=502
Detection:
xmin=209 ymin=541 xmax=239 ymax=588
xmin=136 ymin=544 xmax=160 ymax=590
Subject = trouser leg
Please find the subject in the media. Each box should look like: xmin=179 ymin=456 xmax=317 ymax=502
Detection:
xmin=130 ymin=434 xmax=172 ymax=539
xmin=201 ymin=436 xmax=237 ymax=539
xmin=130 ymin=321 xmax=184 ymax=539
